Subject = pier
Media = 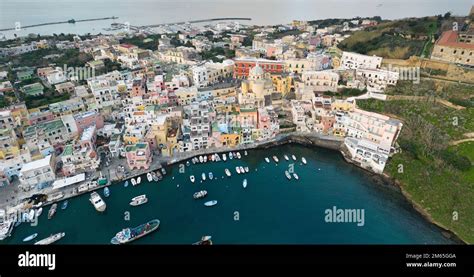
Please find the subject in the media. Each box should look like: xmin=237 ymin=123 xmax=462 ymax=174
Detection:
xmin=0 ymin=17 xmax=119 ymax=32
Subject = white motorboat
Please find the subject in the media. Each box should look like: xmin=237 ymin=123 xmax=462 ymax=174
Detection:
xmin=203 ymin=155 xmax=207 ymax=163
xmin=293 ymin=173 xmax=299 ymax=180
xmin=292 ymin=155 xmax=297 ymax=161
xmin=302 ymin=157 xmax=307 ymax=165
xmin=242 ymin=179 xmax=247 ymax=189
xmin=190 ymin=175 xmax=195 ymax=183
xmin=131 ymin=178 xmax=137 ymax=186
xmin=199 ymin=156 xmax=204 ymax=163
xmin=285 ymin=171 xmax=292 ymax=180
xmin=211 ymin=155 xmax=215 ymax=162
xmin=147 ymin=173 xmax=153 ymax=182
xmin=47 ymin=204 xmax=57 ymax=219
xmin=34 ymin=232 xmax=65 ymax=245
xmin=236 ymin=152 xmax=241 ymax=159
xmin=137 ymin=177 xmax=142 ymax=184
xmin=204 ymin=200 xmax=217 ymax=207
xmin=35 ymin=208 xmax=43 ymax=218
xmin=273 ymin=156 xmax=279 ymax=163
xmin=244 ymin=150 xmax=248 ymax=156
xmin=193 ymin=190 xmax=208 ymax=199
xmin=22 ymin=233 xmax=38 ymax=242
xmin=130 ymin=195 xmax=148 ymax=206
xmin=265 ymin=157 xmax=270 ymax=163
xmin=78 ymin=183 xmax=89 ymax=192
xmin=201 ymin=173 xmax=206 ymax=181
xmin=235 ymin=166 xmax=241 ymax=174
xmin=225 ymin=168 xmax=231 ymax=177
xmin=28 ymin=209 xmax=35 ymax=221
xmin=244 ymin=167 xmax=249 ymax=173
xmin=284 ymin=155 xmax=289 ymax=161
xmin=229 ymin=152 xmax=233 ymax=159
xmin=89 ymin=192 xmax=106 ymax=212
xmin=239 ymin=166 xmax=245 ymax=173
xmin=222 ymin=154 xmax=227 ymax=161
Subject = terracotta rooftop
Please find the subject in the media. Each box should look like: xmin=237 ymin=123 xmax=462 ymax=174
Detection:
xmin=435 ymin=31 xmax=474 ymax=50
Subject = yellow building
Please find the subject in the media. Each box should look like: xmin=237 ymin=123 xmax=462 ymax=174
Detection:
xmin=332 ymin=100 xmax=355 ymax=112
xmin=219 ymin=133 xmax=241 ymax=147
xmin=271 ymin=74 xmax=293 ymax=95
xmin=0 ymin=128 xmax=20 ymax=160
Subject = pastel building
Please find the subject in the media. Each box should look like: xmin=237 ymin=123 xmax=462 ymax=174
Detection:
xmin=19 ymin=154 xmax=56 ymax=188
xmin=125 ymin=142 xmax=152 ymax=170
xmin=341 ymin=51 xmax=382 ymax=70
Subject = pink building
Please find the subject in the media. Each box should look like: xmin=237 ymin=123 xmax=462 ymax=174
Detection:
xmin=28 ymin=110 xmax=55 ymax=125
xmin=74 ymin=110 xmax=105 ymax=135
xmin=125 ymin=142 xmax=152 ymax=170
xmin=130 ymin=78 xmax=147 ymax=98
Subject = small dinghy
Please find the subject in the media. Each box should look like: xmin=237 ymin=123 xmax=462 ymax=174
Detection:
xmin=201 ymin=173 xmax=206 ymax=181
xmin=103 ymin=187 xmax=110 ymax=198
xmin=284 ymin=155 xmax=289 ymax=161
xmin=131 ymin=178 xmax=137 ymax=186
xmin=161 ymin=168 xmax=166 ymax=175
xmin=23 ymin=233 xmax=38 ymax=242
xmin=204 ymin=200 xmax=217 ymax=207
xmin=190 ymin=175 xmax=195 ymax=183
xmin=265 ymin=157 xmax=270 ymax=163
xmin=208 ymin=172 xmax=214 ymax=180
xmin=124 ymin=180 xmax=129 ymax=187
xmin=225 ymin=168 xmax=231 ymax=177
xmin=147 ymin=172 xmax=153 ymax=182
xmin=48 ymin=204 xmax=57 ymax=220
xmin=236 ymin=152 xmax=241 ymax=159
xmin=301 ymin=157 xmax=307 ymax=165
xmin=243 ymin=179 xmax=247 ymax=189
xmin=285 ymin=171 xmax=292 ymax=180
xmin=239 ymin=166 xmax=245 ymax=173
xmin=292 ymin=155 xmax=297 ymax=161
xmin=293 ymin=173 xmax=299 ymax=180
xmin=244 ymin=167 xmax=249 ymax=173
xmin=61 ymin=201 xmax=68 ymax=210
xmin=222 ymin=154 xmax=227 ymax=161
xmin=136 ymin=177 xmax=142 ymax=184
xmin=229 ymin=152 xmax=233 ymax=159
xmin=272 ymin=156 xmax=279 ymax=163
xmin=244 ymin=150 xmax=248 ymax=156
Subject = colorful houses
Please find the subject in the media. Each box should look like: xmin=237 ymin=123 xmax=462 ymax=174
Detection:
xmin=125 ymin=142 xmax=152 ymax=170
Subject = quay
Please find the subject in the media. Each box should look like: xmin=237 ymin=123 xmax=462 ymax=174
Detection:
xmin=0 ymin=17 xmax=119 ymax=32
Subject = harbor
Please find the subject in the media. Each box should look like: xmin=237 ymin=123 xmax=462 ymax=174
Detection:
xmin=0 ymin=144 xmax=454 ymax=244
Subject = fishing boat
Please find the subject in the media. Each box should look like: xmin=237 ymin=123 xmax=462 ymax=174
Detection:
xmin=161 ymin=168 xmax=166 ymax=175
xmin=236 ymin=152 xmax=241 ymax=159
xmin=103 ymin=187 xmax=110 ymax=198
xmin=204 ymin=200 xmax=217 ymax=207
xmin=124 ymin=180 xmax=129 ymax=187
xmin=201 ymin=173 xmax=206 ymax=181
xmin=302 ymin=157 xmax=307 ymax=165
xmin=284 ymin=155 xmax=289 ymax=161
xmin=244 ymin=150 xmax=248 ymax=156
xmin=265 ymin=157 xmax=270 ymax=163
xmin=0 ymin=220 xmax=14 ymax=240
xmin=61 ymin=201 xmax=68 ymax=210
xmin=35 ymin=232 xmax=65 ymax=245
xmin=110 ymin=219 xmax=160 ymax=244
xmin=199 ymin=156 xmax=204 ymax=163
xmin=131 ymin=178 xmax=137 ymax=186
xmin=293 ymin=173 xmax=299 ymax=180
xmin=292 ymin=155 xmax=297 ymax=161
xmin=192 ymin=235 xmax=213 ymax=245
xmin=225 ymin=168 xmax=231 ymax=177
xmin=235 ymin=166 xmax=241 ymax=174
xmin=89 ymin=192 xmax=106 ymax=212
xmin=244 ymin=167 xmax=249 ymax=173
xmin=243 ymin=179 xmax=247 ymax=189
xmin=130 ymin=195 xmax=148 ymax=206
xmin=229 ymin=152 xmax=233 ymax=159
xmin=239 ymin=166 xmax=245 ymax=173
xmin=190 ymin=175 xmax=195 ymax=183
xmin=273 ymin=156 xmax=279 ymax=163
xmin=147 ymin=172 xmax=153 ymax=182
xmin=48 ymin=204 xmax=57 ymax=220
xmin=136 ymin=177 xmax=142 ymax=184
xmin=22 ymin=233 xmax=38 ymax=242
xmin=193 ymin=190 xmax=208 ymax=199
xmin=285 ymin=171 xmax=292 ymax=180
xmin=208 ymin=172 xmax=213 ymax=180
xmin=36 ymin=208 xmax=43 ymax=217
xmin=222 ymin=154 xmax=227 ymax=161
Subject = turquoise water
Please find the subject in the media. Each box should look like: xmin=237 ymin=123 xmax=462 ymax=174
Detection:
xmin=1 ymin=145 xmax=453 ymax=244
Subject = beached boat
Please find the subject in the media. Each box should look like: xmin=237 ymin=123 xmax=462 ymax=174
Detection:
xmin=272 ymin=156 xmax=279 ymax=163
xmin=293 ymin=173 xmax=299 ymax=180
xmin=131 ymin=178 xmax=137 ymax=186
xmin=147 ymin=173 xmax=153 ymax=182
xmin=284 ymin=155 xmax=289 ymax=161
xmin=201 ymin=173 xmax=206 ymax=181
xmin=244 ymin=167 xmax=249 ymax=173
xmin=193 ymin=190 xmax=208 ymax=199
xmin=136 ymin=177 xmax=142 ymax=184
xmin=192 ymin=235 xmax=213 ymax=245
xmin=235 ymin=166 xmax=241 ymax=174
xmin=302 ymin=157 xmax=307 ymax=165
xmin=35 ymin=232 xmax=65 ymax=245
xmin=103 ymin=187 xmax=110 ymax=198
xmin=292 ymin=155 xmax=297 ymax=161
xmin=0 ymin=220 xmax=14 ymax=240
xmin=22 ymin=233 xmax=38 ymax=242
xmin=89 ymin=192 xmax=106 ymax=212
xmin=265 ymin=157 xmax=270 ymax=163
xmin=236 ymin=152 xmax=241 ymax=159
xmin=130 ymin=195 xmax=148 ymax=206
xmin=225 ymin=168 xmax=231 ymax=177
xmin=243 ymin=179 xmax=247 ymax=189
xmin=190 ymin=175 xmax=195 ymax=183
xmin=222 ymin=154 xmax=227 ymax=161
xmin=124 ymin=180 xmax=129 ymax=188
xmin=48 ymin=204 xmax=57 ymax=220
xmin=204 ymin=200 xmax=217 ymax=207
xmin=110 ymin=219 xmax=160 ymax=244
xmin=285 ymin=171 xmax=292 ymax=180
xmin=61 ymin=200 xmax=68 ymax=210
xmin=208 ymin=172 xmax=213 ymax=180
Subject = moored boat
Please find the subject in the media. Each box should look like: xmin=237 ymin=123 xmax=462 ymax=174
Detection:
xmin=243 ymin=179 xmax=247 ymax=189
xmin=272 ymin=156 xmax=279 ymax=163
xmin=208 ymin=172 xmax=213 ymax=180
xmin=61 ymin=200 xmax=68 ymax=210
xmin=130 ymin=195 xmax=148 ymax=206
xmin=103 ymin=187 xmax=110 ymax=198
xmin=190 ymin=175 xmax=195 ymax=183
xmin=199 ymin=156 xmax=204 ymax=163
xmin=293 ymin=173 xmax=299 ymax=180
xmin=36 ymin=208 xmax=43 ymax=217
xmin=89 ymin=192 xmax=106 ymax=212
xmin=236 ymin=152 xmax=241 ymax=159
xmin=136 ymin=177 xmax=142 ymax=184
xmin=211 ymin=154 xmax=215 ymax=162
xmin=161 ymin=168 xmax=166 ymax=175
xmin=204 ymin=200 xmax=217 ymax=207
xmin=152 ymin=172 xmax=159 ymax=182
xmin=201 ymin=173 xmax=206 ymax=181
xmin=229 ymin=152 xmax=233 ymax=159
xmin=203 ymin=155 xmax=207 ymax=163
xmin=244 ymin=166 xmax=249 ymax=173
xmin=301 ymin=157 xmax=307 ymax=165
xmin=225 ymin=168 xmax=231 ymax=177
xmin=222 ymin=154 xmax=227 ymax=161
xmin=22 ymin=233 xmax=38 ymax=242
xmin=292 ymin=155 xmax=296 ymax=161
xmin=235 ymin=166 xmax=241 ymax=174
xmin=239 ymin=166 xmax=245 ymax=173
xmin=265 ymin=157 xmax=270 ymax=163
xmin=193 ymin=190 xmax=208 ymax=199
xmin=110 ymin=219 xmax=160 ymax=244
xmin=147 ymin=173 xmax=153 ymax=182
xmin=131 ymin=178 xmax=137 ymax=186
xmin=48 ymin=204 xmax=57 ymax=220
xmin=124 ymin=180 xmax=129 ymax=187
xmin=284 ymin=155 xmax=289 ymax=161
xmin=244 ymin=150 xmax=248 ymax=156
xmin=35 ymin=232 xmax=65 ymax=245
xmin=156 ymin=171 xmax=163 ymax=181
xmin=192 ymin=235 xmax=213 ymax=245
xmin=285 ymin=171 xmax=292 ymax=180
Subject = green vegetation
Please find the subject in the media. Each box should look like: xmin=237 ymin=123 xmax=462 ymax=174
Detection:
xmin=201 ymin=47 xmax=235 ymax=62
xmin=22 ymin=89 xmax=70 ymax=109
xmin=338 ymin=17 xmax=439 ymax=59
xmin=324 ymin=88 xmax=367 ymax=97
xmin=9 ymin=48 xmax=93 ymax=68
xmin=120 ymin=34 xmax=161 ymax=50
xmin=268 ymin=29 xmax=303 ymax=39
xmin=308 ymin=16 xmax=382 ymax=28
xmin=357 ymin=98 xmax=474 ymax=242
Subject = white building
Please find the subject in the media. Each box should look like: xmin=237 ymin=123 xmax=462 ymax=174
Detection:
xmin=19 ymin=155 xmax=56 ymax=188
xmin=302 ymin=70 xmax=340 ymax=92
xmin=182 ymin=101 xmax=212 ymax=151
xmin=356 ymin=68 xmax=399 ymax=93
xmin=341 ymin=51 xmax=382 ymax=70
xmin=191 ymin=60 xmax=235 ymax=88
